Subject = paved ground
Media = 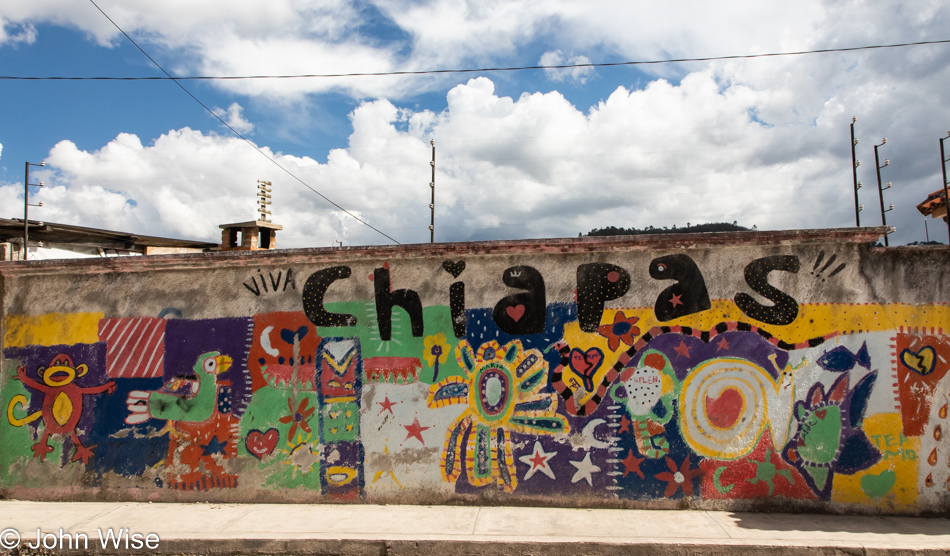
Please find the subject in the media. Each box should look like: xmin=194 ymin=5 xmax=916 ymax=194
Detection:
xmin=0 ymin=500 xmax=948 ymax=555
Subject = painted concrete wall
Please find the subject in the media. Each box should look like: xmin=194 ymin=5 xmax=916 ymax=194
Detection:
xmin=1 ymin=228 xmax=948 ymax=515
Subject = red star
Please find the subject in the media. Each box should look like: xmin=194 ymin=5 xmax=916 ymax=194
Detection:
xmin=618 ymin=415 xmax=632 ymax=434
xmin=529 ymin=451 xmax=548 ymax=469
xmin=378 ymin=395 xmax=396 ymax=415
xmin=674 ymin=340 xmax=691 ymax=359
xmin=620 ymin=450 xmax=645 ymax=478
xmin=402 ymin=417 xmax=431 ymax=445
xmin=655 ymin=455 xmax=703 ymax=497
xmin=716 ymin=337 xmax=730 ymax=352
xmin=669 ymin=293 xmax=683 ymax=307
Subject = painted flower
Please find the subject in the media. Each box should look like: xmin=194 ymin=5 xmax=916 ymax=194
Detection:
xmin=597 ymin=312 xmax=641 ymax=351
xmin=279 ymin=397 xmax=315 ymax=439
xmin=747 ymin=447 xmax=795 ymax=496
xmin=427 ymin=339 xmax=569 ymax=493
xmin=423 ymin=333 xmax=450 ymax=367
xmin=655 ymin=455 xmax=702 ymax=497
xmin=423 ymin=333 xmax=451 ymax=382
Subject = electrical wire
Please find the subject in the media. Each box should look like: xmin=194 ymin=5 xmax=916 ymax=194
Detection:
xmin=3 ymin=38 xmax=950 ymax=80
xmin=84 ymin=0 xmax=402 ymax=245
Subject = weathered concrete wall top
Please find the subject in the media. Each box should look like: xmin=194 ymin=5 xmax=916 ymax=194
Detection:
xmin=1 ymin=227 xmax=948 ymax=516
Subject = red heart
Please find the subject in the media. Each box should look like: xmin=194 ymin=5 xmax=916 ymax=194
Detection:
xmin=571 ymin=349 xmax=590 ymax=373
xmin=585 ymin=349 xmax=603 ymax=370
xmin=506 ymin=305 xmax=526 ymax=322
xmin=704 ymin=387 xmax=744 ymax=429
xmin=246 ymin=428 xmax=279 ymax=460
xmin=571 ymin=348 xmax=603 ymax=374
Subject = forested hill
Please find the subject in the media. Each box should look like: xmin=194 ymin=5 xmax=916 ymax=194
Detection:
xmin=585 ymin=222 xmax=752 ymax=237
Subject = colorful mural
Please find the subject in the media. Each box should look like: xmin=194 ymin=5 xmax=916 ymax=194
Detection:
xmin=1 ymin=244 xmax=948 ymax=514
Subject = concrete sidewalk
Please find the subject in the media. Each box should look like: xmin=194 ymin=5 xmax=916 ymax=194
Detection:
xmin=0 ymin=501 xmax=948 ymax=556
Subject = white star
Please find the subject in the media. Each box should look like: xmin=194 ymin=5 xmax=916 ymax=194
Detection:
xmin=519 ymin=440 xmax=557 ymax=480
xmin=569 ymin=452 xmax=601 ymax=486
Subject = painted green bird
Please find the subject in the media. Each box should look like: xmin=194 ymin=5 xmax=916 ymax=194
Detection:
xmin=125 ymin=351 xmax=232 ymax=427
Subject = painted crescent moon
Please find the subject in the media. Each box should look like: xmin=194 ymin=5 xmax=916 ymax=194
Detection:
xmin=581 ymin=419 xmax=612 ymax=450
xmin=260 ymin=325 xmax=279 ymax=357
xmin=713 ymin=466 xmax=735 ymax=493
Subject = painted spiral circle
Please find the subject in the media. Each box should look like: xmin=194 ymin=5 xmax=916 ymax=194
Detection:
xmin=678 ymin=357 xmax=772 ymax=460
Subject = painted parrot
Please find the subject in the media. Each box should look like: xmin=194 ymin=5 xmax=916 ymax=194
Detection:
xmin=125 ymin=351 xmax=232 ymax=426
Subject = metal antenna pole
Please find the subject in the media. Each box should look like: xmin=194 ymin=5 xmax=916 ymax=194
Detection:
xmin=23 ymin=161 xmax=45 ymax=260
xmin=940 ymin=134 xmax=950 ymax=242
xmin=429 ymin=140 xmax=435 ymax=243
xmin=257 ymin=180 xmax=272 ymax=222
xmin=874 ymin=140 xmax=890 ymax=246
xmin=23 ymin=162 xmax=28 ymax=259
xmin=850 ymin=118 xmax=861 ymax=226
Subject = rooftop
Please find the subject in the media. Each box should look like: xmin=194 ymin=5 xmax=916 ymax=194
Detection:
xmin=0 ymin=218 xmax=218 ymax=253
xmin=916 ymin=188 xmax=949 ymax=219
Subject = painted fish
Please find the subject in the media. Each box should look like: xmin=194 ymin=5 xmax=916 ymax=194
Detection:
xmin=817 ymin=342 xmax=871 ymax=372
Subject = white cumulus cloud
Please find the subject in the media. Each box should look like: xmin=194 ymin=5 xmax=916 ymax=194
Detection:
xmin=0 ymin=18 xmax=36 ymax=45
xmin=212 ymin=102 xmax=255 ymax=134
xmin=5 ymin=69 xmax=946 ymax=247
xmin=1 ymin=1 xmax=948 ymax=245
xmin=540 ymin=50 xmax=594 ymax=84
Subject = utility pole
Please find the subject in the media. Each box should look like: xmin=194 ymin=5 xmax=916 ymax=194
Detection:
xmin=429 ymin=140 xmax=435 ymax=243
xmin=940 ymin=132 xmax=950 ymax=242
xmin=23 ymin=161 xmax=45 ymax=261
xmin=850 ymin=117 xmax=862 ymax=226
xmin=873 ymin=138 xmax=893 ymax=246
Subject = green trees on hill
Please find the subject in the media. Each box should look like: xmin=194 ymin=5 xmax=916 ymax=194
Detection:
xmin=585 ymin=222 xmax=751 ymax=237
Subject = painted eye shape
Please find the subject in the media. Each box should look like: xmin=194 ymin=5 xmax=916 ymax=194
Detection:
xmin=656 ymin=264 xmax=666 ymax=272
xmin=204 ymin=358 xmax=217 ymax=372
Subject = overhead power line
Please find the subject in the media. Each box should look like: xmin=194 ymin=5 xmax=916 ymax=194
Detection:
xmin=84 ymin=0 xmax=401 ymax=245
xmin=3 ymin=38 xmax=950 ymax=80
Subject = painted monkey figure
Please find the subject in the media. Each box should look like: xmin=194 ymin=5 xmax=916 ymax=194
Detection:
xmin=10 ymin=353 xmax=116 ymax=464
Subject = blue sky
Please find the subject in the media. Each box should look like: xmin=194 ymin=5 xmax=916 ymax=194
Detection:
xmin=2 ymin=1 xmax=949 ymax=247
